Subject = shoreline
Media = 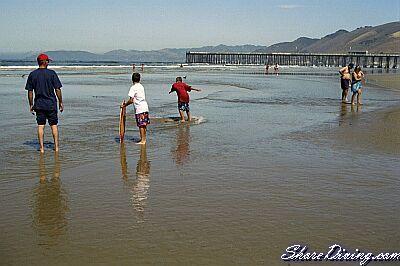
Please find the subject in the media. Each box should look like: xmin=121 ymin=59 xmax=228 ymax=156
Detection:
xmin=317 ymin=73 xmax=400 ymax=155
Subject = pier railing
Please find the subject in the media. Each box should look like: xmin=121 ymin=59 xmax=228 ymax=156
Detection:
xmin=186 ymin=52 xmax=399 ymax=68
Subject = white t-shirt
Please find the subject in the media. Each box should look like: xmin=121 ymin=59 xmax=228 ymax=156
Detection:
xmin=128 ymin=83 xmax=149 ymax=114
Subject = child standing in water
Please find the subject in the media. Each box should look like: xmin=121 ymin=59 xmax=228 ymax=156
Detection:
xmin=351 ymin=65 xmax=365 ymax=106
xmin=169 ymin=77 xmax=201 ymax=122
xmin=121 ymin=73 xmax=150 ymax=144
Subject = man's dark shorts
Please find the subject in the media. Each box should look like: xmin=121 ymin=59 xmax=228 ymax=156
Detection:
xmin=341 ymin=78 xmax=350 ymax=90
xmin=36 ymin=109 xmax=58 ymax=125
xmin=178 ymin=102 xmax=190 ymax=112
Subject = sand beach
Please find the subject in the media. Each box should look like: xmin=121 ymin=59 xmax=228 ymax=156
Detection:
xmin=0 ymin=65 xmax=399 ymax=265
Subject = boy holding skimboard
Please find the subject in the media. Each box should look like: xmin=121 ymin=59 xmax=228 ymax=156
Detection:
xmin=121 ymin=73 xmax=150 ymax=145
xmin=169 ymin=77 xmax=201 ymax=122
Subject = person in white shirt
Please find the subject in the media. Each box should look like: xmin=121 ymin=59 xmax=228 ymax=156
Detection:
xmin=121 ymin=73 xmax=150 ymax=144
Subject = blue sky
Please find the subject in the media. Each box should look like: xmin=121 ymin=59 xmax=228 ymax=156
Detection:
xmin=0 ymin=0 xmax=399 ymax=52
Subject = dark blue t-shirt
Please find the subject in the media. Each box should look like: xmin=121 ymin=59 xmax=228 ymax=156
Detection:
xmin=25 ymin=68 xmax=62 ymax=111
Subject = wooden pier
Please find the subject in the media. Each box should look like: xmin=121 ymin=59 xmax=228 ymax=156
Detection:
xmin=186 ymin=52 xmax=399 ymax=68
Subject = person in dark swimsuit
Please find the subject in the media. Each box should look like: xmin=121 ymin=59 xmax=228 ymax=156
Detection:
xmin=339 ymin=63 xmax=354 ymax=103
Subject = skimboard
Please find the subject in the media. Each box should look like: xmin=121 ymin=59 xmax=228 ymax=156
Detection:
xmin=151 ymin=116 xmax=205 ymax=125
xmin=119 ymin=101 xmax=126 ymax=143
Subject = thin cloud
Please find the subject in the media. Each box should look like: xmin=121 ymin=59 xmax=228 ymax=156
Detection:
xmin=278 ymin=4 xmax=302 ymax=9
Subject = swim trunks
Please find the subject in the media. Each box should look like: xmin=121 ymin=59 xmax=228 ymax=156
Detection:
xmin=351 ymin=81 xmax=362 ymax=93
xmin=135 ymin=112 xmax=150 ymax=127
xmin=178 ymin=102 xmax=190 ymax=112
xmin=341 ymin=78 xmax=350 ymax=90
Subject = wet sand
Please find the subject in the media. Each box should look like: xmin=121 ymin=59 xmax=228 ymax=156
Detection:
xmin=367 ymin=73 xmax=400 ymax=91
xmin=322 ymin=104 xmax=400 ymax=155
xmin=331 ymin=74 xmax=400 ymax=155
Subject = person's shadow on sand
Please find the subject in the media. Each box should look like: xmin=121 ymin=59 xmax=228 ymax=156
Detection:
xmin=24 ymin=140 xmax=54 ymax=151
xmin=114 ymin=136 xmax=141 ymax=143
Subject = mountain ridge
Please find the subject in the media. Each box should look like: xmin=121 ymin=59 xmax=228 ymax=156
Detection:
xmin=1 ymin=21 xmax=398 ymax=62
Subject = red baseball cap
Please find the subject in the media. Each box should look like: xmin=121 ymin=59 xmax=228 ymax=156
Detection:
xmin=37 ymin=53 xmax=52 ymax=61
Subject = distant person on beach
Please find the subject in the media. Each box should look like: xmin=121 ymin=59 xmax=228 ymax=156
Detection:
xmin=274 ymin=63 xmax=279 ymax=75
xmin=132 ymin=64 xmax=136 ymax=72
xmin=169 ymin=77 xmax=201 ymax=122
xmin=339 ymin=63 xmax=354 ymax=103
xmin=141 ymin=64 xmax=144 ymax=72
xmin=265 ymin=64 xmax=269 ymax=74
xmin=25 ymin=53 xmax=63 ymax=153
xmin=121 ymin=73 xmax=150 ymax=145
xmin=351 ymin=65 xmax=365 ymax=105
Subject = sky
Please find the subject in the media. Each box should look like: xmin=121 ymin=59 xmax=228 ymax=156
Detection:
xmin=0 ymin=0 xmax=399 ymax=53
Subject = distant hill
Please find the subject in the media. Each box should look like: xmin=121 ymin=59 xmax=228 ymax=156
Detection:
xmin=45 ymin=50 xmax=101 ymax=61
xmin=0 ymin=21 xmax=398 ymax=62
xmin=255 ymin=37 xmax=319 ymax=53
xmin=0 ymin=44 xmax=266 ymax=62
xmin=256 ymin=21 xmax=400 ymax=53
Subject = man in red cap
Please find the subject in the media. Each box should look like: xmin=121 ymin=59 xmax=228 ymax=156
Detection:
xmin=25 ymin=53 xmax=64 ymax=153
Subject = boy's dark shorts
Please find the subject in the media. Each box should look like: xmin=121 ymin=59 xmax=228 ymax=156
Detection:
xmin=135 ymin=112 xmax=150 ymax=128
xmin=178 ymin=102 xmax=190 ymax=112
xmin=341 ymin=79 xmax=350 ymax=90
xmin=36 ymin=109 xmax=58 ymax=125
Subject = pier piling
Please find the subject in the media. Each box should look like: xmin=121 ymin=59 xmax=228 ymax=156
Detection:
xmin=186 ymin=52 xmax=399 ymax=68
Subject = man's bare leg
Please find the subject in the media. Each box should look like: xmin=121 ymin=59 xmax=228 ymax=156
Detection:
xmin=50 ymin=125 xmax=59 ymax=152
xmin=137 ymin=126 xmax=146 ymax=145
xmin=38 ymin=125 xmax=45 ymax=153
xmin=342 ymin=89 xmax=349 ymax=103
xmin=187 ymin=111 xmax=191 ymax=121
xmin=179 ymin=110 xmax=185 ymax=122
xmin=357 ymin=90 xmax=362 ymax=105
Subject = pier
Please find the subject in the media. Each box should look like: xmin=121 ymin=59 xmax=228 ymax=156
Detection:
xmin=186 ymin=52 xmax=399 ymax=68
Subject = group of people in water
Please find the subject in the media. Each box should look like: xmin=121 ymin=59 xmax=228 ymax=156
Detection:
xmin=265 ymin=63 xmax=280 ymax=75
xmin=25 ymin=53 xmax=368 ymax=152
xmin=120 ymin=74 xmax=201 ymax=145
xmin=339 ymin=63 xmax=365 ymax=105
xmin=25 ymin=53 xmax=201 ymax=151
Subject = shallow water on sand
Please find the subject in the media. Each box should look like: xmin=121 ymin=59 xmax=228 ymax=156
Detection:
xmin=0 ymin=66 xmax=399 ymax=265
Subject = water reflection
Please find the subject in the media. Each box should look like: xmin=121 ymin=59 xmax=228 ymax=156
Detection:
xmin=120 ymin=144 xmax=151 ymax=217
xmin=172 ymin=124 xmax=191 ymax=166
xmin=338 ymin=103 xmax=348 ymax=126
xmin=338 ymin=103 xmax=363 ymax=127
xmin=351 ymin=104 xmax=362 ymax=117
xmin=120 ymin=143 xmax=129 ymax=181
xmin=32 ymin=153 xmax=68 ymax=247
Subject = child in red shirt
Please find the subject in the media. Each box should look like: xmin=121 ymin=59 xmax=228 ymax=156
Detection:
xmin=169 ymin=77 xmax=201 ymax=122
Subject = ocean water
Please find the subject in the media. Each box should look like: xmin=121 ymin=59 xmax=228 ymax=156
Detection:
xmin=0 ymin=65 xmax=399 ymax=265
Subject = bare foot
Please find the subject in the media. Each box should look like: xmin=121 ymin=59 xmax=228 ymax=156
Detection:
xmin=39 ymin=148 xmax=45 ymax=153
xmin=351 ymin=102 xmax=356 ymax=105
xmin=357 ymin=102 xmax=363 ymax=105
xmin=136 ymin=141 xmax=146 ymax=145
